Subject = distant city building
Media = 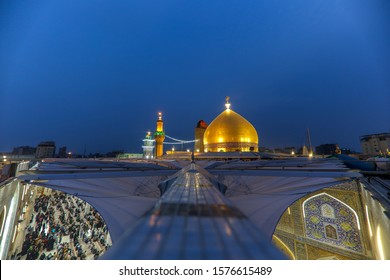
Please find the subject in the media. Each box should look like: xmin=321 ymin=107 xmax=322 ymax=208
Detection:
xmin=58 ymin=146 xmax=67 ymax=158
xmin=106 ymin=150 xmax=124 ymax=158
xmin=258 ymin=147 xmax=274 ymax=153
xmin=339 ymin=148 xmax=354 ymax=155
xmin=316 ymin=144 xmax=341 ymax=155
xmin=284 ymin=147 xmax=296 ymax=154
xmin=274 ymin=147 xmax=296 ymax=154
xmin=117 ymin=153 xmax=143 ymax=159
xmin=11 ymin=146 xmax=36 ymax=156
xmin=35 ymin=141 xmax=56 ymax=159
xmin=142 ymin=132 xmax=155 ymax=159
xmin=360 ymin=133 xmax=390 ymax=156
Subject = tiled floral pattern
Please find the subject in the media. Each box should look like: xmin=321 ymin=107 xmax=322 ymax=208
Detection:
xmin=304 ymin=193 xmax=362 ymax=252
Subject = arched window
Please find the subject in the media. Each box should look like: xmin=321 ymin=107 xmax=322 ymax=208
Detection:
xmin=325 ymin=224 xmax=337 ymax=240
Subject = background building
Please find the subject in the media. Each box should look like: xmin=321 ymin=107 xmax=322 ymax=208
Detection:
xmin=58 ymin=146 xmax=67 ymax=158
xmin=316 ymin=144 xmax=341 ymax=155
xmin=11 ymin=146 xmax=36 ymax=156
xmin=35 ymin=141 xmax=56 ymax=159
xmin=360 ymin=133 xmax=390 ymax=156
xmin=273 ymin=147 xmax=296 ymax=155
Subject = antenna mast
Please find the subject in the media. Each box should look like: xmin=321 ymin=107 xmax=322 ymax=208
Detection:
xmin=307 ymin=128 xmax=313 ymax=154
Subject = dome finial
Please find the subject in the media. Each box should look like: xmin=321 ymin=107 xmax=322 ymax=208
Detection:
xmin=225 ymin=96 xmax=231 ymax=110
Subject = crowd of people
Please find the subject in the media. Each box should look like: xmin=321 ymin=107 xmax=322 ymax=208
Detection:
xmin=12 ymin=188 xmax=112 ymax=260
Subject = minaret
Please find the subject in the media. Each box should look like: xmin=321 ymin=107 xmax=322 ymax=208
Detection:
xmin=154 ymin=112 xmax=165 ymax=158
xmin=142 ymin=131 xmax=154 ymax=159
xmin=194 ymin=120 xmax=208 ymax=152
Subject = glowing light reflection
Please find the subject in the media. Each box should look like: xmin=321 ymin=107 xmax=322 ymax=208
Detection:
xmin=365 ymin=205 xmax=373 ymax=237
xmin=376 ymin=225 xmax=385 ymax=260
xmin=11 ymin=225 xmax=17 ymax=243
xmin=0 ymin=206 xmax=6 ymax=237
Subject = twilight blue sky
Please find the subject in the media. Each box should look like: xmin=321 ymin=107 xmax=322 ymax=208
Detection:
xmin=1 ymin=0 xmax=389 ymax=154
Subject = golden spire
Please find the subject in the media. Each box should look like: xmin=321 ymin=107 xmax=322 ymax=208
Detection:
xmin=156 ymin=112 xmax=164 ymax=132
xmin=225 ymin=96 xmax=231 ymax=110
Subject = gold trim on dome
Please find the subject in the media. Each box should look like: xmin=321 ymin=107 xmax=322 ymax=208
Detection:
xmin=205 ymin=142 xmax=258 ymax=152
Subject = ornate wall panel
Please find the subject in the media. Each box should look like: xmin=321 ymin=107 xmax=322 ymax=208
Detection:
xmin=303 ymin=193 xmax=362 ymax=253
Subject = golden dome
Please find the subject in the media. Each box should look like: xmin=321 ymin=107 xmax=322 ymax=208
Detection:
xmin=203 ymin=99 xmax=258 ymax=152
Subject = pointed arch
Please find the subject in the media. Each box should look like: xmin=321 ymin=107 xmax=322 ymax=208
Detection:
xmin=302 ymin=193 xmax=361 ymax=230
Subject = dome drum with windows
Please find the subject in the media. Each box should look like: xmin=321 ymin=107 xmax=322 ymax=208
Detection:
xmin=203 ymin=97 xmax=259 ymax=152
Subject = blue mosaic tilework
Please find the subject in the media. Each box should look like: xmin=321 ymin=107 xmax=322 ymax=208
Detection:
xmin=303 ymin=193 xmax=362 ymax=252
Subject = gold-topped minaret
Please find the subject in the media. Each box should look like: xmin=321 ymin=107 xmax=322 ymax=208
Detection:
xmin=154 ymin=112 xmax=165 ymax=157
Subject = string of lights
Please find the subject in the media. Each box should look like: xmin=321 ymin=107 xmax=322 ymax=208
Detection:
xmin=165 ymin=135 xmax=197 ymax=144
xmin=162 ymin=142 xmax=188 ymax=145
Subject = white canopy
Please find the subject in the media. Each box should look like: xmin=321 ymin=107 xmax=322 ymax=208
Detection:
xmin=18 ymin=158 xmax=361 ymax=243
